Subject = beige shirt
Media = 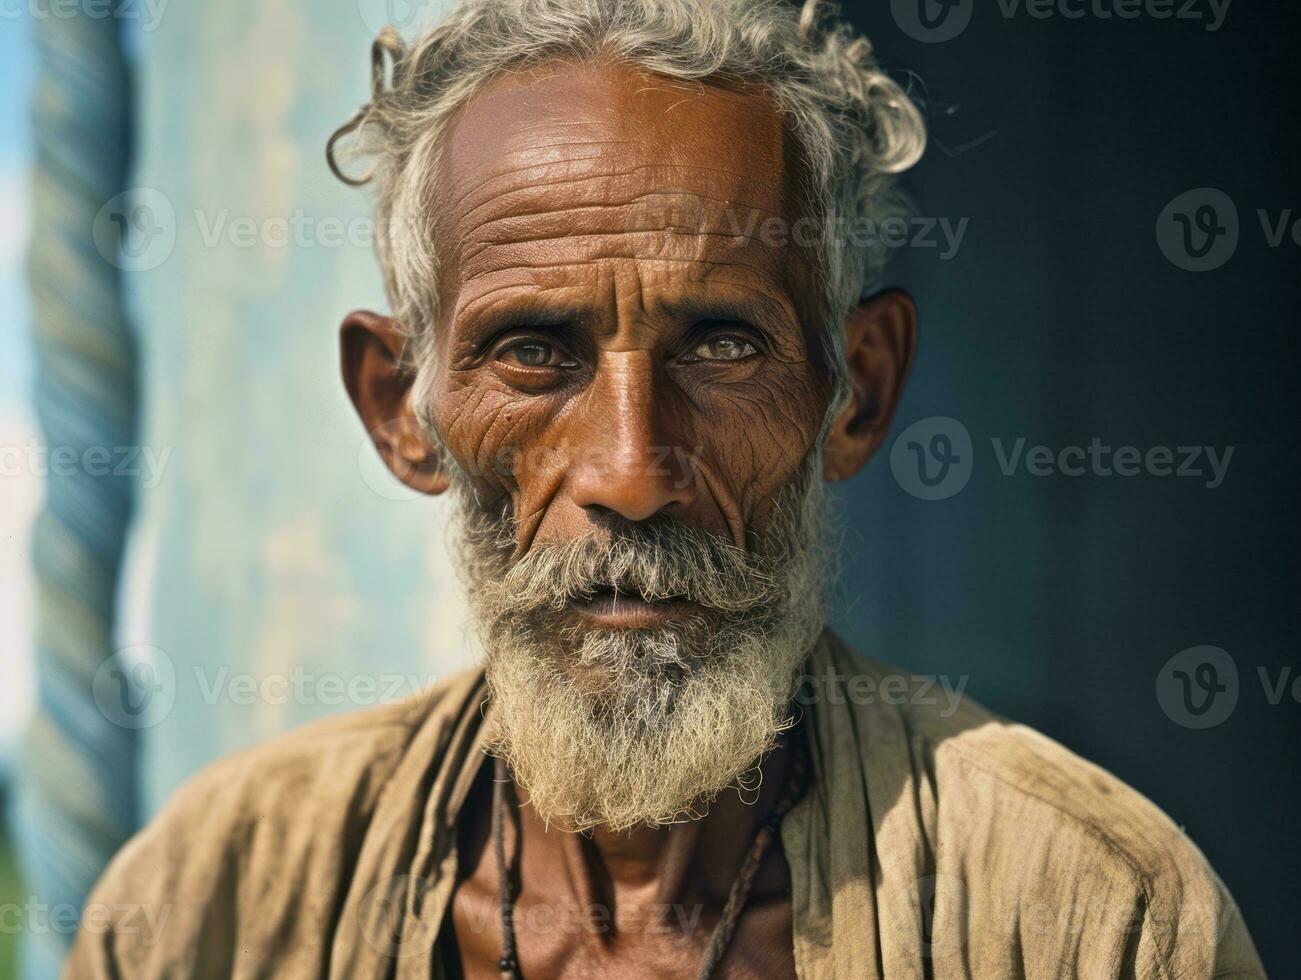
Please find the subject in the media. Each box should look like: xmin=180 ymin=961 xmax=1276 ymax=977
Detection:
xmin=66 ymin=632 xmax=1264 ymax=978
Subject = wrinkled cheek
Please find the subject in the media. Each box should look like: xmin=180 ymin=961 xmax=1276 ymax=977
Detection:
xmin=433 ymin=381 xmax=583 ymax=552
xmin=699 ymin=383 xmax=825 ymax=527
xmin=431 ymin=371 xmax=827 ymax=546
xmin=433 ymin=378 xmax=535 ymax=501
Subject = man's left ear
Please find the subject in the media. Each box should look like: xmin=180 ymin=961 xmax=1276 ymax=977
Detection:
xmin=340 ymin=309 xmax=450 ymax=496
xmin=822 ymin=289 xmax=918 ymax=481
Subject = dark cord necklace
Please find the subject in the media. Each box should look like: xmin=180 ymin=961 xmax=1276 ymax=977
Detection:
xmin=491 ymin=721 xmax=812 ymax=980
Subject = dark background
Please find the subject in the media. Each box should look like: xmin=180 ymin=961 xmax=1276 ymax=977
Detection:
xmin=827 ymin=1 xmax=1299 ymax=972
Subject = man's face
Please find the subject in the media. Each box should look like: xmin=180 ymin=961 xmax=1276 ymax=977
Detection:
xmin=341 ymin=59 xmax=914 ymax=830
xmin=426 ymin=59 xmax=833 ymax=569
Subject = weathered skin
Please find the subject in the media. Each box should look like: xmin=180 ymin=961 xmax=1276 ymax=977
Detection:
xmin=341 ymin=57 xmax=917 ymax=979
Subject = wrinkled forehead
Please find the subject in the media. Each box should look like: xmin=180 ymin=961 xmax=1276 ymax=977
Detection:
xmin=430 ymin=58 xmax=812 ymax=299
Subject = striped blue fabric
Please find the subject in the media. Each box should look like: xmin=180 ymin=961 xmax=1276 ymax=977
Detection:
xmin=15 ymin=7 xmax=139 ymax=978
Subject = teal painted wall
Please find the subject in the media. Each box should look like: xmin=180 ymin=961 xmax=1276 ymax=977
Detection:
xmin=123 ymin=0 xmax=474 ymax=815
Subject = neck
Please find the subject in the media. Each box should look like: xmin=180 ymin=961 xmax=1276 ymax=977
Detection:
xmin=511 ymin=731 xmax=797 ymax=915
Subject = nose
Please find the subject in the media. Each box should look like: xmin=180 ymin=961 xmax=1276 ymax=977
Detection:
xmin=566 ymin=351 xmax=696 ymax=522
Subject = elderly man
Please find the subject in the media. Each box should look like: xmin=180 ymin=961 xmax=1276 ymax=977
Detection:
xmin=68 ymin=0 xmax=1262 ymax=977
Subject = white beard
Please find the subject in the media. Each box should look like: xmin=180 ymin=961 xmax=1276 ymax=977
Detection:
xmin=449 ymin=458 xmax=828 ymax=832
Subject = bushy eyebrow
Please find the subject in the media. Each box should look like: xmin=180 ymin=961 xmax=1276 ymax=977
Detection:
xmin=451 ymin=272 xmax=811 ymax=365
xmin=652 ymin=287 xmax=806 ymax=359
xmin=455 ymin=293 xmax=588 ymax=347
xmin=658 ymin=294 xmax=777 ymax=328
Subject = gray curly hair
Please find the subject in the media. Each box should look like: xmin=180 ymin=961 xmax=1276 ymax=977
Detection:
xmin=328 ymin=0 xmax=926 ymax=423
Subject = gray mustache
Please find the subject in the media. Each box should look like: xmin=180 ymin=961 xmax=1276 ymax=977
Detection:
xmin=496 ymin=524 xmax=787 ymax=616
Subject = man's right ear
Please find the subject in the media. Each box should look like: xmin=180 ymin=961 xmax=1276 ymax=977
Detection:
xmin=340 ymin=309 xmax=450 ymax=496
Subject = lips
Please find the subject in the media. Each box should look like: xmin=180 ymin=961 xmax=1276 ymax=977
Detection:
xmin=567 ymin=585 xmax=696 ymax=628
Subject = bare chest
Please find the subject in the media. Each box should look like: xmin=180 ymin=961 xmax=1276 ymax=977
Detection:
xmin=447 ymin=872 xmax=798 ymax=980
